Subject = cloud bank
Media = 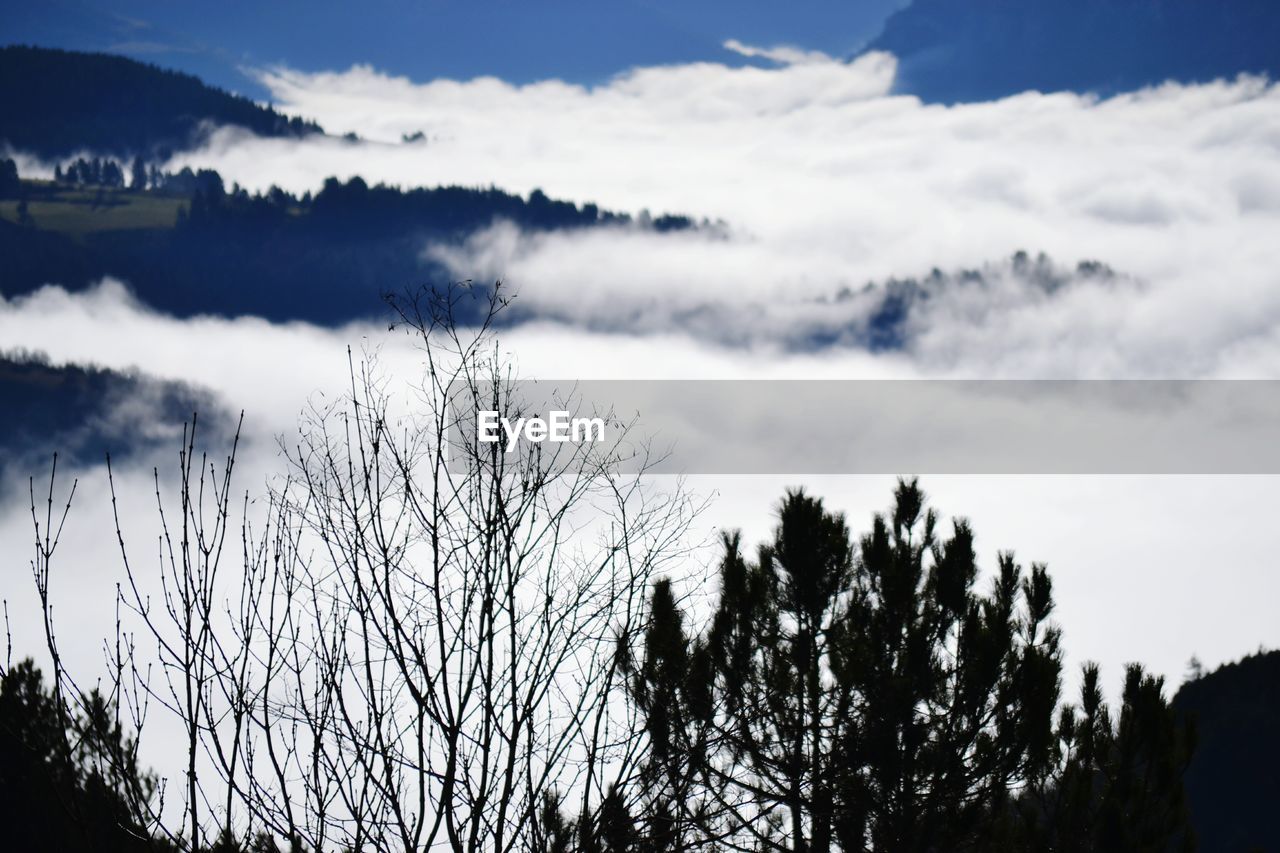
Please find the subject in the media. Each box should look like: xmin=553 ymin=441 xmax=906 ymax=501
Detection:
xmin=145 ymin=47 xmax=1280 ymax=376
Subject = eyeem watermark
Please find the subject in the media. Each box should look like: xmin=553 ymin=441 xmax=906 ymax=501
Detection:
xmin=477 ymin=410 xmax=606 ymax=452
xmin=452 ymin=380 xmax=1280 ymax=474
xmin=455 ymin=380 xmax=1280 ymax=474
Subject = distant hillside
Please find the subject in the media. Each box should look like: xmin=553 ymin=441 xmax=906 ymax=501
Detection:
xmin=0 ymin=158 xmax=696 ymax=324
xmin=1173 ymin=649 xmax=1280 ymax=853
xmin=0 ymin=45 xmax=321 ymax=159
xmin=0 ymin=353 xmax=225 ymax=483
xmin=863 ymin=0 xmax=1280 ymax=103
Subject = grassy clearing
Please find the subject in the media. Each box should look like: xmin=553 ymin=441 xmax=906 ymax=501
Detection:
xmin=0 ymin=184 xmax=186 ymax=237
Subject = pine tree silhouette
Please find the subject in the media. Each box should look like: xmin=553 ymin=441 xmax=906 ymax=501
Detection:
xmin=606 ymin=480 xmax=1193 ymax=851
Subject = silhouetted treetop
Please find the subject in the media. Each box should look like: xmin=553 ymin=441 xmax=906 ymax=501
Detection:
xmin=0 ymin=659 xmax=159 ymax=851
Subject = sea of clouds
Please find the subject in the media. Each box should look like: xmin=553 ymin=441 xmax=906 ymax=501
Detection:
xmin=4 ymin=43 xmax=1280 ymax=716
xmin=156 ymin=45 xmax=1280 ymax=376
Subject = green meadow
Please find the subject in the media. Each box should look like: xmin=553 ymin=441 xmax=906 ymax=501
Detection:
xmin=0 ymin=182 xmax=185 ymax=238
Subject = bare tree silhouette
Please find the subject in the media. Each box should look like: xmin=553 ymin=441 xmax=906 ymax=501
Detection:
xmin=25 ymin=282 xmax=700 ymax=852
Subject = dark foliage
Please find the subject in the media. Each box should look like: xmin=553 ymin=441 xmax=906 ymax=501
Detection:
xmin=0 ymin=46 xmax=321 ymax=159
xmin=0 ymin=658 xmax=307 ymax=852
xmin=0 ymin=157 xmax=20 ymax=198
xmin=0 ymin=168 xmax=695 ymax=324
xmin=1013 ymin=663 xmax=1196 ymax=852
xmin=614 ymin=482 xmax=1064 ymax=849
xmin=588 ymin=481 xmax=1195 ymax=851
xmin=0 ymin=659 xmax=158 ymax=851
xmin=56 ymin=157 xmax=127 ymax=188
xmin=863 ymin=0 xmax=1280 ymax=103
xmin=1173 ymin=650 xmax=1280 ymax=853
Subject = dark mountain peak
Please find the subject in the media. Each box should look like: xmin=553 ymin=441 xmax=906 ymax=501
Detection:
xmin=0 ymin=45 xmax=322 ymax=159
xmin=863 ymin=0 xmax=1280 ymax=103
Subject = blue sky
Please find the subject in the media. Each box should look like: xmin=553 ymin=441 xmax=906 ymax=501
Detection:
xmin=5 ymin=0 xmax=906 ymax=98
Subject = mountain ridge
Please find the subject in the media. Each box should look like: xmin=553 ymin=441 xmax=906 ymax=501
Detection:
xmin=861 ymin=0 xmax=1280 ymax=103
xmin=0 ymin=45 xmax=322 ymax=159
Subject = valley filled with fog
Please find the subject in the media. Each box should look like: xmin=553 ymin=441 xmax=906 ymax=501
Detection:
xmin=4 ymin=40 xmax=1280 ymax=794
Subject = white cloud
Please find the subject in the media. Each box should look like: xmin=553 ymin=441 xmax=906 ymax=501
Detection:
xmin=722 ymin=38 xmax=833 ymax=66
xmin=144 ymin=55 xmax=1280 ymax=377
xmin=0 ymin=280 xmax=379 ymax=438
xmin=4 ymin=281 xmax=1280 ymax=698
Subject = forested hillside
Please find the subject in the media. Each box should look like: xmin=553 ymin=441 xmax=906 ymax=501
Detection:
xmin=0 ymin=157 xmax=694 ymax=323
xmin=0 ymin=353 xmax=222 ymax=483
xmin=1174 ymin=649 xmax=1280 ymax=852
xmin=0 ymin=46 xmax=321 ymax=158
